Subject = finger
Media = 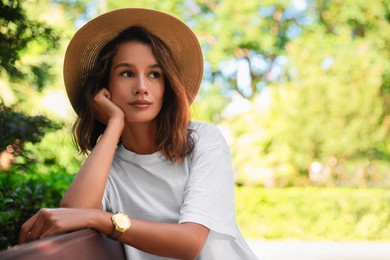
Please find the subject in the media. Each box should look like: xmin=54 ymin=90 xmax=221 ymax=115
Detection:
xmin=27 ymin=213 xmax=47 ymax=242
xmin=40 ymin=223 xmax=66 ymax=239
xmin=102 ymin=88 xmax=111 ymax=99
xmin=96 ymin=88 xmax=109 ymax=99
xmin=19 ymin=213 xmax=39 ymax=244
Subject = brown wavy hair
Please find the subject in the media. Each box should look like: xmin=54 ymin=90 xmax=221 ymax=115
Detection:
xmin=72 ymin=26 xmax=194 ymax=163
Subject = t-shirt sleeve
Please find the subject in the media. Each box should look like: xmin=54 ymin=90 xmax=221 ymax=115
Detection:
xmin=179 ymin=124 xmax=237 ymax=238
xmin=102 ymin=177 xmax=112 ymax=212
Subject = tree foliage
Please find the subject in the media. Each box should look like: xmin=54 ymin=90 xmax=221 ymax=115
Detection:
xmin=0 ymin=102 xmax=59 ymax=152
xmin=262 ymin=33 xmax=385 ymax=182
xmin=0 ymin=0 xmax=90 ymax=168
xmin=0 ymin=0 xmax=59 ymax=85
xmin=188 ymin=0 xmax=390 ymax=99
xmin=216 ymin=0 xmax=390 ymax=186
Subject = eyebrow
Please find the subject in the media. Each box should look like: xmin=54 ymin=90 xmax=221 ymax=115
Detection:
xmin=113 ymin=63 xmax=161 ymax=70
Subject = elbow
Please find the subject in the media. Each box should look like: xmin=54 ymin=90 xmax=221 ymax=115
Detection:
xmin=176 ymin=223 xmax=208 ymax=259
xmin=60 ymin=191 xmax=74 ymax=208
xmin=183 ymin=249 xmax=202 ymax=260
xmin=169 ymin=240 xmax=204 ymax=260
xmin=59 ymin=198 xmax=72 ymax=208
xmin=180 ymin=240 xmax=205 ymax=260
xmin=185 ymin=250 xmax=202 ymax=260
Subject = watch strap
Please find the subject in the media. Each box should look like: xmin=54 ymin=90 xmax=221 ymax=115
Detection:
xmin=108 ymin=228 xmax=124 ymax=240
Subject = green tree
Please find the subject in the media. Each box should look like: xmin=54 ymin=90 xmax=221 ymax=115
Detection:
xmin=313 ymin=0 xmax=390 ymax=116
xmin=189 ymin=0 xmax=390 ymax=100
xmin=189 ymin=0 xmax=299 ymax=99
xmin=270 ymin=32 xmax=385 ymax=175
xmin=0 ymin=0 xmax=89 ymax=249
xmin=0 ymin=0 xmax=58 ymax=81
xmin=224 ymin=0 xmax=390 ymax=186
xmin=0 ymin=0 xmax=62 ymax=169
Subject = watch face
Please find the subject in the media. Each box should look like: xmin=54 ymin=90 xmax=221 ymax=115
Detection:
xmin=113 ymin=212 xmax=131 ymax=229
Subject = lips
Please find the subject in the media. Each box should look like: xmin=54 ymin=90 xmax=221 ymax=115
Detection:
xmin=129 ymin=100 xmax=152 ymax=108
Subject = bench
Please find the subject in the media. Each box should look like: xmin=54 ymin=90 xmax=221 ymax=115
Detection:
xmin=0 ymin=229 xmax=126 ymax=260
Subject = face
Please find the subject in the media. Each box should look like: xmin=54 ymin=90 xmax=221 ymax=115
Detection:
xmin=108 ymin=41 xmax=165 ymax=125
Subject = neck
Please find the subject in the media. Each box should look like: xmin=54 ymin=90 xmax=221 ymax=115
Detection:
xmin=121 ymin=122 xmax=159 ymax=154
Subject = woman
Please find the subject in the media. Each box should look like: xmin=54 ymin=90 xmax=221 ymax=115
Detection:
xmin=19 ymin=8 xmax=258 ymax=260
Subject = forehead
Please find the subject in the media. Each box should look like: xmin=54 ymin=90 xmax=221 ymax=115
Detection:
xmin=112 ymin=41 xmax=158 ymax=64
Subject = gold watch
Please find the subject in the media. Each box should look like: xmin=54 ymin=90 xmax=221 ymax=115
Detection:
xmin=108 ymin=212 xmax=131 ymax=240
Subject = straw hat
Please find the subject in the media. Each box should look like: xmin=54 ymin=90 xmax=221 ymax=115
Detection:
xmin=63 ymin=8 xmax=203 ymax=110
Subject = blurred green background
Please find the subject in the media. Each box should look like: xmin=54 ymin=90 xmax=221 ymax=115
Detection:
xmin=1 ymin=0 xmax=389 ymax=250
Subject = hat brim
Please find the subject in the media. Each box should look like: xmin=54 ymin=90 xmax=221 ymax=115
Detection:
xmin=63 ymin=8 xmax=203 ymax=111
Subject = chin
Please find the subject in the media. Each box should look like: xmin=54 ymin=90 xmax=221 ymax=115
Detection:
xmin=125 ymin=116 xmax=158 ymax=125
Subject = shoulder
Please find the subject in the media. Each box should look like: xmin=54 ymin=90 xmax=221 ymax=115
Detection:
xmin=190 ymin=121 xmax=223 ymax=141
xmin=189 ymin=121 xmax=229 ymax=151
xmin=189 ymin=121 xmax=219 ymax=135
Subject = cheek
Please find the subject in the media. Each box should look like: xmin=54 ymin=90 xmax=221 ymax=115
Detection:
xmin=110 ymin=95 xmax=121 ymax=106
xmin=109 ymin=88 xmax=126 ymax=106
xmin=108 ymin=81 xmax=128 ymax=102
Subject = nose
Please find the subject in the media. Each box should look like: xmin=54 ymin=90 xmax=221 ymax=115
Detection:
xmin=133 ymin=76 xmax=148 ymax=96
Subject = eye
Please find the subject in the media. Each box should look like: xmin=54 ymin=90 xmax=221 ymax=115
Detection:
xmin=121 ymin=71 xmax=134 ymax=78
xmin=149 ymin=71 xmax=162 ymax=79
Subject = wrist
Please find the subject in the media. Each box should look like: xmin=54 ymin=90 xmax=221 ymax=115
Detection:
xmin=107 ymin=116 xmax=124 ymax=132
xmin=102 ymin=117 xmax=124 ymax=141
xmin=89 ymin=209 xmax=114 ymax=235
xmin=108 ymin=115 xmax=124 ymax=127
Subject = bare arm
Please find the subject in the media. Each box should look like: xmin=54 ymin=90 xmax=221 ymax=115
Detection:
xmin=121 ymin=219 xmax=209 ymax=259
xmin=19 ymin=208 xmax=209 ymax=260
xmin=97 ymin=211 xmax=210 ymax=259
xmin=60 ymin=88 xmax=124 ymax=209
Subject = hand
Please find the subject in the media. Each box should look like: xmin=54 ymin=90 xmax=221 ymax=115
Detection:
xmin=92 ymin=88 xmax=124 ymax=125
xmin=18 ymin=208 xmax=98 ymax=244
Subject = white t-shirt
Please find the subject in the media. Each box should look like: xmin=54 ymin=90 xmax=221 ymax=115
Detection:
xmin=102 ymin=121 xmax=259 ymax=260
